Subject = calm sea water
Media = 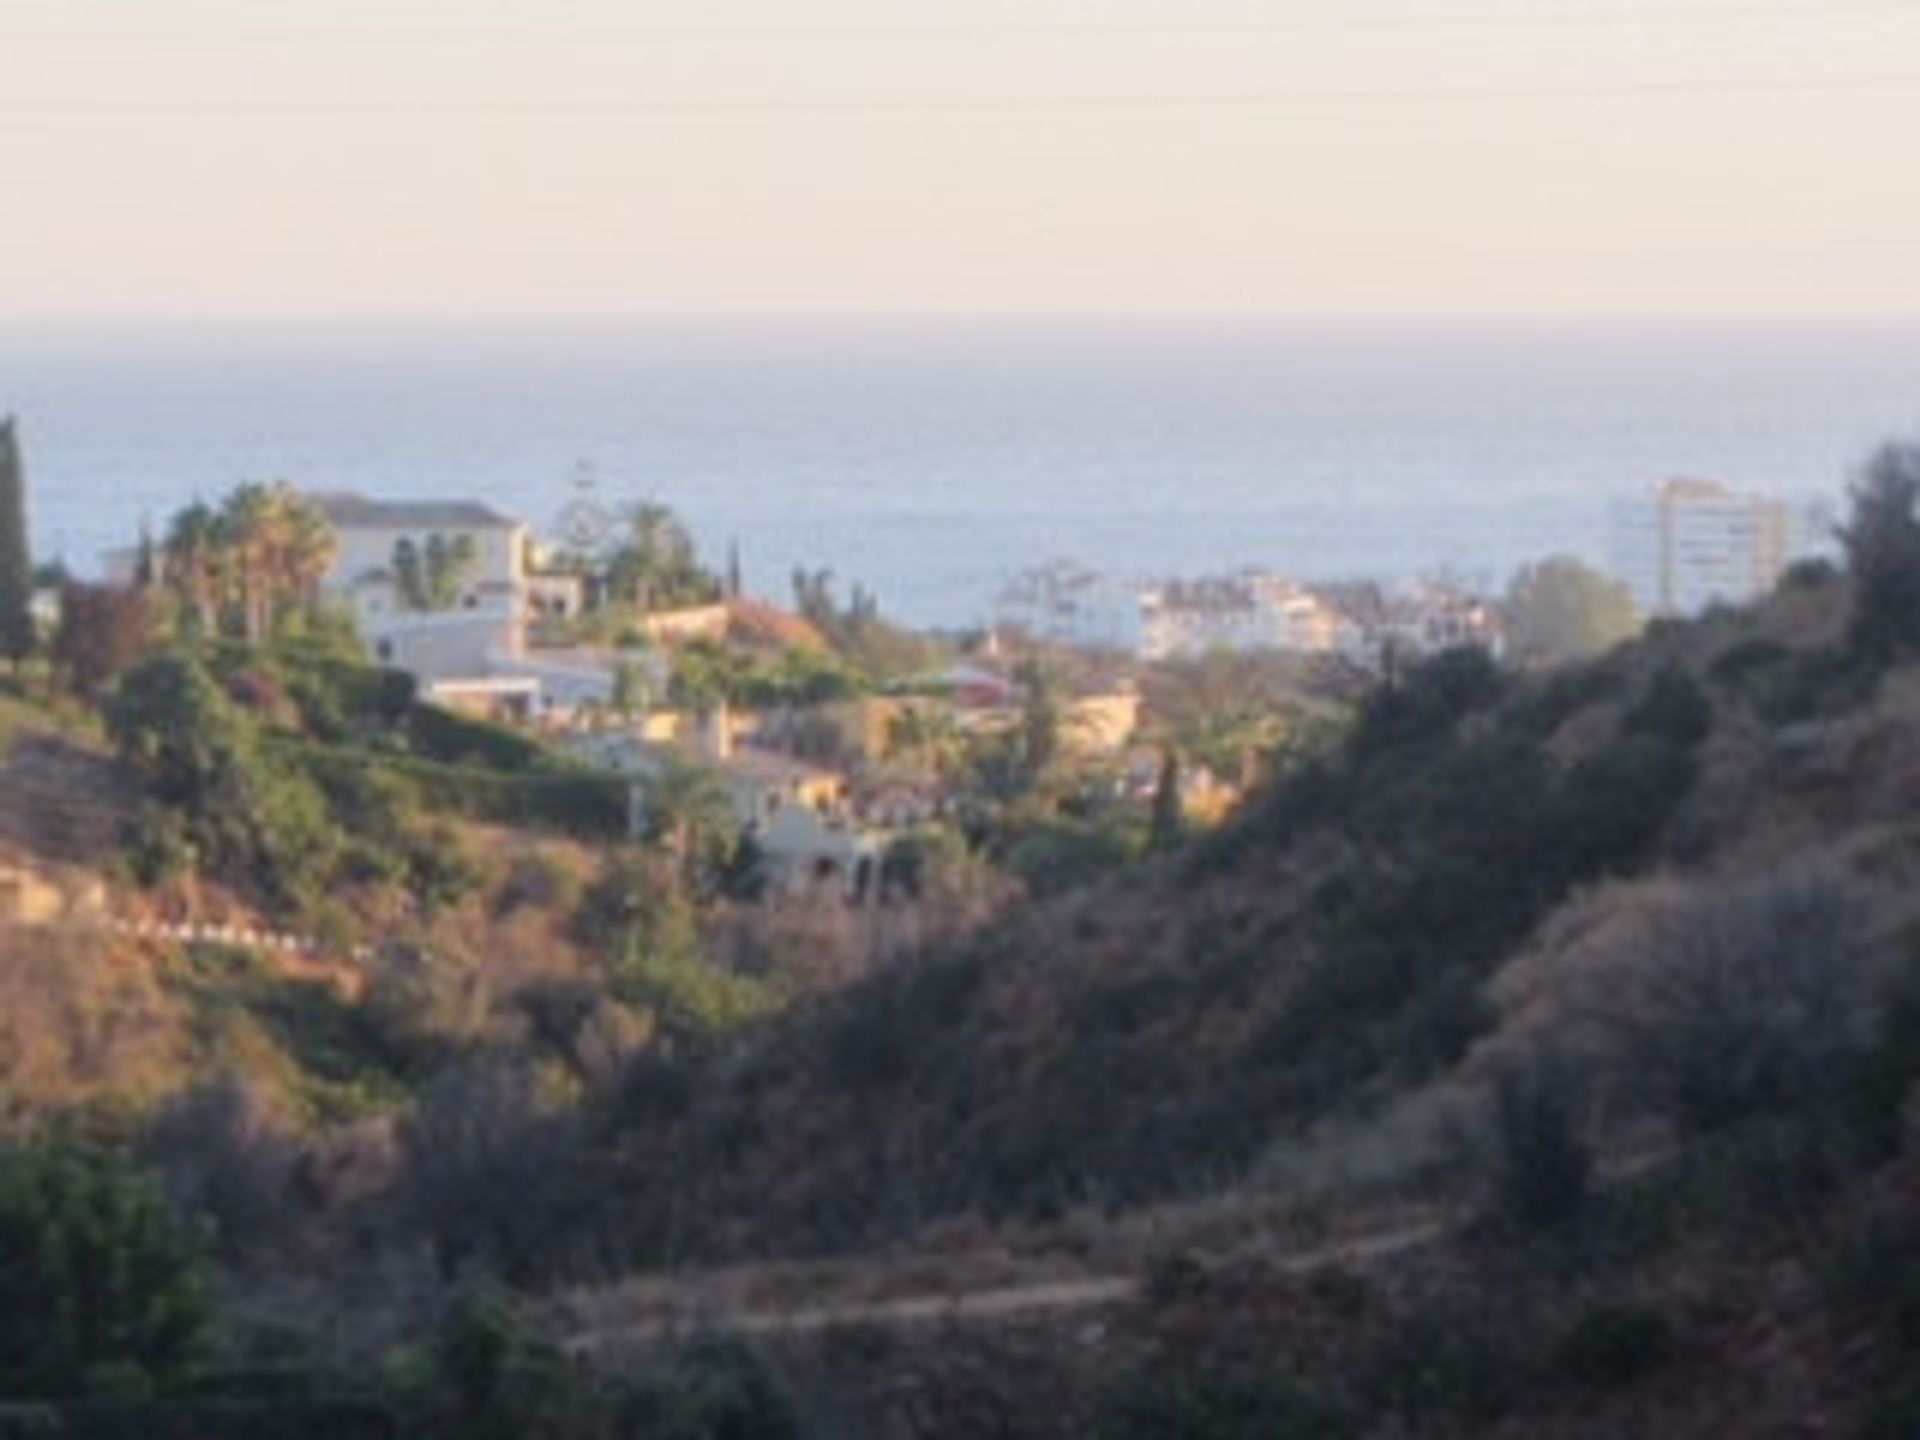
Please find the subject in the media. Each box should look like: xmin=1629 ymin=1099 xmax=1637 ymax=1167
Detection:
xmin=2 ymin=319 xmax=1915 ymax=626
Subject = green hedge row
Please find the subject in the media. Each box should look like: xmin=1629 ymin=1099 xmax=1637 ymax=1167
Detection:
xmin=273 ymin=739 xmax=628 ymax=839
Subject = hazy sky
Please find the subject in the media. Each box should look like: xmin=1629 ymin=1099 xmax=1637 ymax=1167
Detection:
xmin=4 ymin=0 xmax=1919 ymax=319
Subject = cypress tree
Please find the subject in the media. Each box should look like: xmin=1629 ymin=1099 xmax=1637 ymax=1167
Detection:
xmin=0 ymin=417 xmax=34 ymax=665
xmin=1148 ymin=746 xmax=1186 ymax=854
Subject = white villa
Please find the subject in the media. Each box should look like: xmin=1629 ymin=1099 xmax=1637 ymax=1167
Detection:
xmin=312 ymin=494 xmax=529 ymax=682
xmin=1140 ymin=574 xmax=1355 ymax=660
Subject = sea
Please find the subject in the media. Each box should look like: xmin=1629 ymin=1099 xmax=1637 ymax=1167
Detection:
xmin=2 ymin=318 xmax=1916 ymax=628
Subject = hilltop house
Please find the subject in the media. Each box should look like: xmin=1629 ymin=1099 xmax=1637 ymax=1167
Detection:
xmin=312 ymin=493 xmax=529 ymax=681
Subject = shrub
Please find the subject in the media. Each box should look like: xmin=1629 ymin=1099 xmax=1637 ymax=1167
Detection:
xmin=1551 ymin=1299 xmax=1674 ymax=1389
xmin=1596 ymin=870 xmax=1882 ymax=1133
xmin=1840 ymin=440 xmax=1920 ymax=659
xmin=1489 ymin=1053 xmax=1593 ymax=1231
xmin=142 ymin=1077 xmax=302 ymax=1263
xmin=399 ymin=1060 xmax=588 ymax=1283
xmin=1364 ymin=1289 xmax=1537 ymax=1424
xmin=1347 ymin=646 xmax=1505 ymax=767
xmin=1622 ymin=664 xmax=1713 ymax=748
xmin=0 ymin=1133 xmax=211 ymax=1399
xmin=1004 ymin=817 xmax=1139 ymax=898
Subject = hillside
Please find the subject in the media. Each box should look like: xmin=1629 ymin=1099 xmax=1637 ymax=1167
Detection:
xmin=11 ymin=546 xmax=1920 ymax=1434
xmin=503 ymin=562 xmax=1920 ymax=1434
xmin=581 ymin=575 xmax=1843 ymax=1249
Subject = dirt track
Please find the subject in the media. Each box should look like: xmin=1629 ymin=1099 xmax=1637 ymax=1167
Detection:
xmin=563 ymin=1216 xmax=1449 ymax=1356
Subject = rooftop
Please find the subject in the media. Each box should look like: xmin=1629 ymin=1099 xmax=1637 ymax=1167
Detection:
xmin=310 ymin=492 xmax=521 ymax=531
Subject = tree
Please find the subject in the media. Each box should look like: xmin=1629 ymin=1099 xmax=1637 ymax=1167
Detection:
xmin=51 ymin=581 xmax=152 ymax=699
xmin=162 ymin=500 xmax=225 ymax=637
xmin=161 ymin=483 xmax=335 ymax=641
xmin=1148 ymin=747 xmax=1186 ymax=853
xmin=0 ymin=416 xmax=35 ymax=664
xmin=425 ymin=532 xmax=478 ymax=610
xmin=1839 ymin=440 xmax=1920 ymax=659
xmin=1503 ymin=556 xmax=1639 ymax=667
xmin=1015 ymin=660 xmax=1063 ymax=791
xmin=108 ymin=653 xmax=336 ymax=909
xmin=635 ymin=755 xmax=737 ymax=887
xmin=609 ymin=501 xmax=715 ymax=611
xmin=0 ymin=1132 xmax=211 ymax=1398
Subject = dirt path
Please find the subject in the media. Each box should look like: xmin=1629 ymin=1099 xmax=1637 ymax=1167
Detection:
xmin=563 ymin=1215 xmax=1449 ymax=1357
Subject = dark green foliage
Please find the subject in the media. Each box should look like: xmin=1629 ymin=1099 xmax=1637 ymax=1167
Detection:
xmin=1148 ymin=748 xmax=1186 ymax=854
xmin=1098 ymin=1361 xmax=1358 ymax=1440
xmin=1550 ymin=1300 xmax=1674 ymax=1390
xmin=1510 ymin=661 xmax=1626 ymax=738
xmin=1622 ymin=664 xmax=1713 ymax=748
xmin=1346 ymin=646 xmax=1506 ymax=767
xmin=1549 ymin=735 xmax=1697 ymax=881
xmin=108 ymin=654 xmax=338 ymax=911
xmin=404 ymin=704 xmax=550 ymax=771
xmin=1841 ymin=440 xmax=1920 ymax=659
xmin=1490 ymin=1055 xmax=1593 ymax=1231
xmin=285 ymin=740 xmax=627 ymax=840
xmin=0 ymin=418 xmax=33 ymax=664
xmin=1004 ymin=817 xmax=1139 ymax=898
xmin=392 ymin=533 xmax=477 ymax=612
xmin=0 ymin=1134 xmax=210 ymax=1400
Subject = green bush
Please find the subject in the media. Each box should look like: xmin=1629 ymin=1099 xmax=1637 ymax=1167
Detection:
xmin=405 ymin=704 xmax=549 ymax=772
xmin=282 ymin=740 xmax=627 ymax=839
xmin=0 ymin=1134 xmax=211 ymax=1400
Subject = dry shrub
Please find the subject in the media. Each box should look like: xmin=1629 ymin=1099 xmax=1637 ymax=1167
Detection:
xmin=144 ymin=1073 xmax=303 ymax=1260
xmin=1592 ymin=868 xmax=1882 ymax=1132
xmin=0 ymin=925 xmax=185 ymax=1118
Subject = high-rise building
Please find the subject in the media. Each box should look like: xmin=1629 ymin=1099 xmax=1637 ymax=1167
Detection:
xmin=1609 ymin=478 xmax=1799 ymax=618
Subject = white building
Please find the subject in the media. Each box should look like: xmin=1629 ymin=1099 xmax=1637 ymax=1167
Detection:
xmin=1139 ymin=574 xmax=1353 ymax=660
xmin=1609 ymin=479 xmax=1800 ymax=618
xmin=995 ymin=561 xmax=1143 ymax=652
xmin=310 ymin=494 xmax=528 ymax=682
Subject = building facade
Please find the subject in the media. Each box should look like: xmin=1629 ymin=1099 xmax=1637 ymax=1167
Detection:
xmin=1610 ymin=479 xmax=1799 ymax=618
xmin=1138 ymin=574 xmax=1352 ymax=661
xmin=310 ymin=493 xmax=528 ymax=682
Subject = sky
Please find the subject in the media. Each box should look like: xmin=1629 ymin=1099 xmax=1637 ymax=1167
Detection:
xmin=2 ymin=0 xmax=1919 ymax=320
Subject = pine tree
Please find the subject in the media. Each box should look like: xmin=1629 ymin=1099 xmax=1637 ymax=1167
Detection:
xmin=0 ymin=417 xmax=34 ymax=665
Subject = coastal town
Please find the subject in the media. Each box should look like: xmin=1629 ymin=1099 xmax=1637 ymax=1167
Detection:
xmin=9 ymin=467 xmax=1804 ymax=920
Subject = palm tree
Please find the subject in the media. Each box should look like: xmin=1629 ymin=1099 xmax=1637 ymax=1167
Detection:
xmin=277 ymin=487 xmax=337 ymax=618
xmin=217 ymin=483 xmax=278 ymax=642
xmin=638 ymin=754 xmax=737 ymax=881
xmin=162 ymin=501 xmax=224 ymax=637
